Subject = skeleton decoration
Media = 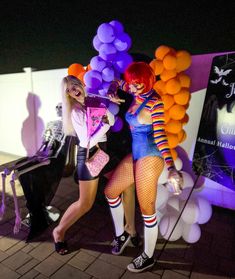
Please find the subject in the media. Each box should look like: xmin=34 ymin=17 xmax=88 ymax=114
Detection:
xmin=0 ymin=102 xmax=66 ymax=234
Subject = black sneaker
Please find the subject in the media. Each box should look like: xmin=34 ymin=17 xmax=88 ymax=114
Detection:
xmin=127 ymin=252 xmax=155 ymax=273
xmin=112 ymin=231 xmax=131 ymax=255
xmin=130 ymin=233 xmax=142 ymax=247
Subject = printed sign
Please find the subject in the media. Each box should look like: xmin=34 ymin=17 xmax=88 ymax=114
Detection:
xmin=193 ymin=53 xmax=235 ymax=190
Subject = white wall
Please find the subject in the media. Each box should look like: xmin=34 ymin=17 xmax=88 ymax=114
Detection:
xmin=0 ymin=67 xmax=67 ymax=156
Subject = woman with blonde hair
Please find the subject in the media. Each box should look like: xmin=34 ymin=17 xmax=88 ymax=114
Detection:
xmin=52 ymin=75 xmax=115 ymax=254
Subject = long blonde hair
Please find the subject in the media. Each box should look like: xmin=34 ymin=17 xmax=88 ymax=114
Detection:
xmin=61 ymin=75 xmax=86 ymax=136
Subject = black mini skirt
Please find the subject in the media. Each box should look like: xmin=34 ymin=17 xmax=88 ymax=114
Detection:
xmin=75 ymin=142 xmax=107 ymax=181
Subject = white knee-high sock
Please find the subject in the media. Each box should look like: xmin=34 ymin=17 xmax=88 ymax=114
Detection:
xmin=106 ymin=196 xmax=124 ymax=237
xmin=143 ymin=213 xmax=158 ymax=258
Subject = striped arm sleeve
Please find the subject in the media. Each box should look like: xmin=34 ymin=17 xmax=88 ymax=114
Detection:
xmin=147 ymin=97 xmax=175 ymax=171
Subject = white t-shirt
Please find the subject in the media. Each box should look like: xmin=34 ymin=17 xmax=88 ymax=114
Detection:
xmin=71 ymin=106 xmax=115 ymax=148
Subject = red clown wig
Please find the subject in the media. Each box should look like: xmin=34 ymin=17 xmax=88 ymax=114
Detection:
xmin=124 ymin=62 xmax=156 ymax=92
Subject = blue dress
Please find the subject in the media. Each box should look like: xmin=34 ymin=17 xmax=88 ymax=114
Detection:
xmin=125 ymin=98 xmax=162 ymax=161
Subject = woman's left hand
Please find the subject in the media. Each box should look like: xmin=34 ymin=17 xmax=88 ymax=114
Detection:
xmin=167 ymin=169 xmax=183 ymax=195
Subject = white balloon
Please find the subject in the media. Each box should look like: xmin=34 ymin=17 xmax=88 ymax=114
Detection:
xmin=181 ymin=171 xmax=194 ymax=189
xmin=178 ymin=187 xmax=196 ymax=201
xmin=156 ymin=184 xmax=170 ymax=210
xmin=181 ymin=199 xmax=200 ymax=224
xmin=159 ymin=213 xmax=183 ymax=241
xmin=182 ymin=223 xmax=201 ymax=243
xmin=167 ymin=196 xmax=180 ymax=212
xmin=157 ymin=208 xmax=166 ymax=222
xmin=196 ymin=196 xmax=213 ymax=224
xmin=158 ymin=164 xmax=168 ymax=184
xmin=174 ymin=157 xmax=183 ymax=170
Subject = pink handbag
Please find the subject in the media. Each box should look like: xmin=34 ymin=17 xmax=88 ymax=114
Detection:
xmin=85 ymin=105 xmax=110 ymax=177
xmin=85 ymin=146 xmax=110 ymax=177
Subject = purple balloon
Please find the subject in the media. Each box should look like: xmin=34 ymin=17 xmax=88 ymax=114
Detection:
xmin=90 ymin=56 xmax=106 ymax=72
xmin=108 ymin=102 xmax=120 ymax=115
xmin=102 ymin=67 xmax=115 ymax=82
xmin=109 ymin=20 xmax=124 ymax=35
xmin=97 ymin=23 xmax=115 ymax=43
xmin=98 ymin=82 xmax=110 ymax=96
xmin=84 ymin=70 xmax=102 ymax=89
xmin=113 ymin=68 xmax=121 ymax=79
xmin=113 ymin=52 xmax=133 ymax=73
xmin=85 ymin=86 xmax=98 ymax=94
xmin=111 ymin=116 xmax=123 ymax=132
xmin=102 ymin=81 xmax=112 ymax=91
xmin=99 ymin=43 xmax=117 ymax=61
xmin=113 ymin=32 xmax=132 ymax=52
xmin=92 ymin=35 xmax=102 ymax=51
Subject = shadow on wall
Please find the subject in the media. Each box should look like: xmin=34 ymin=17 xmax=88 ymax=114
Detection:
xmin=21 ymin=93 xmax=45 ymax=156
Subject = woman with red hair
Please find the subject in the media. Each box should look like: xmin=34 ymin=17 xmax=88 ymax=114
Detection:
xmin=105 ymin=62 xmax=182 ymax=272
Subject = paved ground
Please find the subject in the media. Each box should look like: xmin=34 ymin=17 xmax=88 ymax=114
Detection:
xmin=0 ymin=152 xmax=235 ymax=279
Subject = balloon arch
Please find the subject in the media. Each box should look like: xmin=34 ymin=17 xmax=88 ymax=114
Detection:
xmin=67 ymin=20 xmax=213 ymax=244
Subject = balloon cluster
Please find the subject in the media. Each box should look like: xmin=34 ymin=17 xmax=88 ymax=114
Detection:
xmin=149 ymin=45 xmax=192 ymax=160
xmin=67 ymin=20 xmax=133 ymax=133
xmin=84 ymin=20 xmax=133 ymax=97
xmin=156 ymin=157 xmax=213 ymax=244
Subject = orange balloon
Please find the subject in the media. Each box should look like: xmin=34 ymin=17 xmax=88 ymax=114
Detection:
xmin=86 ymin=64 xmax=92 ymax=71
xmin=169 ymin=104 xmax=186 ymax=120
xmin=178 ymin=73 xmax=191 ymax=88
xmin=184 ymin=103 xmax=190 ymax=110
xmin=166 ymin=132 xmax=179 ymax=148
xmin=153 ymin=80 xmax=166 ymax=95
xmin=165 ymin=119 xmax=182 ymax=134
xmin=175 ymin=50 xmax=192 ymax=72
xmin=77 ymin=71 xmax=86 ymax=83
xmin=162 ymin=94 xmax=174 ymax=110
xmin=174 ymin=88 xmax=190 ymax=105
xmin=160 ymin=69 xmax=177 ymax=82
xmin=149 ymin=59 xmax=156 ymax=70
xmin=169 ymin=47 xmax=177 ymax=55
xmin=68 ymin=63 xmax=85 ymax=76
xmin=165 ymin=78 xmax=181 ymax=94
xmin=163 ymin=54 xmax=177 ymax=70
xmin=155 ymin=45 xmax=171 ymax=60
xmin=164 ymin=109 xmax=170 ymax=124
xmin=155 ymin=60 xmax=164 ymax=75
xmin=178 ymin=129 xmax=187 ymax=143
xmin=150 ymin=59 xmax=164 ymax=75
xmin=170 ymin=148 xmax=178 ymax=160
xmin=181 ymin=113 xmax=189 ymax=125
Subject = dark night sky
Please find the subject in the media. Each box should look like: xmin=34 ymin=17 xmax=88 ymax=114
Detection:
xmin=0 ymin=0 xmax=234 ymax=74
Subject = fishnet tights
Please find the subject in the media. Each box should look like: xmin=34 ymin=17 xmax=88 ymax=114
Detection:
xmin=135 ymin=156 xmax=164 ymax=215
xmin=104 ymin=153 xmax=134 ymax=197
xmin=104 ymin=154 xmax=164 ymax=215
